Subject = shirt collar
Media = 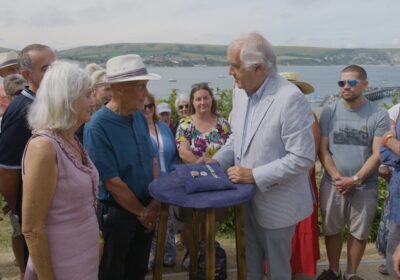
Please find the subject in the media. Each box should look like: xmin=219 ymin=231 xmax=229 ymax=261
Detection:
xmin=21 ymin=87 xmax=36 ymax=101
xmin=246 ymin=75 xmax=270 ymax=101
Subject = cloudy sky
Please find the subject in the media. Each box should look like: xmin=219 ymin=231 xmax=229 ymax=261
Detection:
xmin=0 ymin=0 xmax=399 ymax=50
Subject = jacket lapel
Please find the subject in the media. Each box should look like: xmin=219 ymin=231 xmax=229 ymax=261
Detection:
xmin=233 ymin=90 xmax=249 ymax=157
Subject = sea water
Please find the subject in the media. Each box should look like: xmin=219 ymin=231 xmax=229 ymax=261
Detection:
xmin=147 ymin=65 xmax=400 ymax=108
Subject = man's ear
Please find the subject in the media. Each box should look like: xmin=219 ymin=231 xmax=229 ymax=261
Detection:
xmin=20 ymin=69 xmax=31 ymax=82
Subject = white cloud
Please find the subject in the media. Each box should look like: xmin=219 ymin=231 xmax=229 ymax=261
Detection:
xmin=0 ymin=0 xmax=399 ymax=49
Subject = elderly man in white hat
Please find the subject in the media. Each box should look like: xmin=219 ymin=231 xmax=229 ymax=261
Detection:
xmin=0 ymin=51 xmax=19 ymax=78
xmin=84 ymin=54 xmax=161 ymax=280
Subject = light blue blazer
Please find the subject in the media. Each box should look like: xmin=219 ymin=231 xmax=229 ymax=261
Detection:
xmin=213 ymin=73 xmax=315 ymax=229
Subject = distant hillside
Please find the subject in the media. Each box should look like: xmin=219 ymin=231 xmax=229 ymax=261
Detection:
xmin=3 ymin=43 xmax=400 ymax=66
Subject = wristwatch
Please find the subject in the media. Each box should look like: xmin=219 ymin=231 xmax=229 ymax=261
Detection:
xmin=352 ymin=175 xmax=362 ymax=185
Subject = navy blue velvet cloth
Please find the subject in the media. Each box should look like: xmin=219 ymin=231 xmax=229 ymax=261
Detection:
xmin=175 ymin=163 xmax=234 ymax=194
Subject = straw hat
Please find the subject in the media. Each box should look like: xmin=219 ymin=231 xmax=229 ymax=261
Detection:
xmin=0 ymin=51 xmax=18 ymax=69
xmin=280 ymin=72 xmax=314 ymax=94
xmin=103 ymin=54 xmax=161 ymax=85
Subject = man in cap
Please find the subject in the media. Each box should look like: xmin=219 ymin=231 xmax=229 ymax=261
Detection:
xmin=0 ymin=44 xmax=56 ymax=277
xmin=0 ymin=51 xmax=18 ymax=118
xmin=0 ymin=51 xmax=19 ymax=78
xmin=84 ymin=54 xmax=161 ymax=279
xmin=318 ymin=65 xmax=390 ymax=280
xmin=212 ymin=32 xmax=315 ymax=280
xmin=157 ymin=102 xmax=173 ymax=128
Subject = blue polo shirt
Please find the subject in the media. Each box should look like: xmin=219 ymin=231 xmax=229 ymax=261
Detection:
xmin=0 ymin=88 xmax=35 ymax=169
xmin=84 ymin=106 xmax=155 ymax=202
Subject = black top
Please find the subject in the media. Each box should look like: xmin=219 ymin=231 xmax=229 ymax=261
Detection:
xmin=0 ymin=88 xmax=35 ymax=168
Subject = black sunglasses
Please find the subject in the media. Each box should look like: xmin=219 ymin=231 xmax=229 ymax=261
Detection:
xmin=144 ymin=103 xmax=155 ymax=110
xmin=178 ymin=104 xmax=189 ymax=110
xmin=338 ymin=80 xmax=359 ymax=88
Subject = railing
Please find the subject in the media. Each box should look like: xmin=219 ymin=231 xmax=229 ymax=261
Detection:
xmin=364 ymin=87 xmax=400 ymax=101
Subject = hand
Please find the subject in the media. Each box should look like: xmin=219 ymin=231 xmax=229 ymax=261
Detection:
xmin=227 ymin=166 xmax=255 ymax=184
xmin=196 ymin=156 xmax=218 ymax=164
xmin=333 ymin=176 xmax=356 ymax=195
xmin=379 ymin=165 xmax=391 ymax=182
xmin=138 ymin=200 xmax=160 ymax=232
xmin=393 ymin=244 xmax=400 ymax=277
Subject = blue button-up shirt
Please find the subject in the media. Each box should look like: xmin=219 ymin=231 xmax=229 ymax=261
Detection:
xmin=84 ymin=108 xmax=154 ymax=202
xmin=241 ymin=76 xmax=270 ymax=157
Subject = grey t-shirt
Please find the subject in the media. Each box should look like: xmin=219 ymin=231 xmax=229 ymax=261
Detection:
xmin=320 ymin=99 xmax=390 ymax=188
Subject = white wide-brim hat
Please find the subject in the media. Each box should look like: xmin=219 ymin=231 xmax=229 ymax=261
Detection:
xmin=280 ymin=72 xmax=314 ymax=95
xmin=0 ymin=51 xmax=18 ymax=70
xmin=102 ymin=54 xmax=161 ymax=85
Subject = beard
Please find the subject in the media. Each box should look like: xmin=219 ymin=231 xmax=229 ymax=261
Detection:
xmin=341 ymin=91 xmax=362 ymax=103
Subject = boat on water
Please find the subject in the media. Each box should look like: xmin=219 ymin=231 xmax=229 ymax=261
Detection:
xmin=217 ymin=75 xmax=227 ymax=79
xmin=168 ymin=79 xmax=177 ymax=82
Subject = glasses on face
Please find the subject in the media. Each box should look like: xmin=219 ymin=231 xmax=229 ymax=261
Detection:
xmin=144 ymin=103 xmax=155 ymax=110
xmin=178 ymin=104 xmax=189 ymax=110
xmin=338 ymin=80 xmax=359 ymax=88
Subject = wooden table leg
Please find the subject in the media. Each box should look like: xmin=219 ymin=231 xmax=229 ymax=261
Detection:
xmin=153 ymin=203 xmax=169 ymax=280
xmin=205 ymin=208 xmax=215 ymax=280
xmin=190 ymin=209 xmax=200 ymax=280
xmin=235 ymin=205 xmax=247 ymax=280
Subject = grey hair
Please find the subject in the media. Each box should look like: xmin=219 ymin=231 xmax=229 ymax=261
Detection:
xmin=228 ymin=32 xmax=277 ymax=74
xmin=28 ymin=61 xmax=92 ymax=131
xmin=174 ymin=92 xmax=190 ymax=110
xmin=18 ymin=44 xmax=50 ymax=72
xmin=3 ymin=74 xmax=26 ymax=96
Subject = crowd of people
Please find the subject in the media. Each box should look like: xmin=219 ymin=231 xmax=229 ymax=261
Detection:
xmin=0 ymin=32 xmax=399 ymax=280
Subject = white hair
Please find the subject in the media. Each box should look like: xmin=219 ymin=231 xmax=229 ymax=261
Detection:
xmin=28 ymin=61 xmax=92 ymax=131
xmin=174 ymin=92 xmax=190 ymax=110
xmin=228 ymin=32 xmax=277 ymax=74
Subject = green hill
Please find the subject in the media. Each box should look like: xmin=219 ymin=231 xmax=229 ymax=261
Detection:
xmin=3 ymin=43 xmax=400 ymax=66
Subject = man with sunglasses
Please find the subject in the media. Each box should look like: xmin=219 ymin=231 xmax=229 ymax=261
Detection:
xmin=318 ymin=65 xmax=390 ymax=280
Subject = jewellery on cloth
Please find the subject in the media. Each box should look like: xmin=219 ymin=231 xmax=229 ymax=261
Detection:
xmin=200 ymin=171 xmax=208 ymax=176
xmin=383 ymin=134 xmax=394 ymax=146
xmin=191 ymin=170 xmax=200 ymax=178
xmin=206 ymin=164 xmax=219 ymax=178
xmin=352 ymin=175 xmax=362 ymax=185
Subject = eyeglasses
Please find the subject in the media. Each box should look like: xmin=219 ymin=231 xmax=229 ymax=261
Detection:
xmin=144 ymin=103 xmax=155 ymax=110
xmin=338 ymin=80 xmax=359 ymax=88
xmin=178 ymin=104 xmax=189 ymax=110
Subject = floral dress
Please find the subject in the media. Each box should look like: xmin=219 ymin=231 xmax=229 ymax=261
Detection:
xmin=176 ymin=116 xmax=231 ymax=158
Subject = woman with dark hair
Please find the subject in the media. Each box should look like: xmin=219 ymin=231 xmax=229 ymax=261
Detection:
xmin=176 ymin=83 xmax=229 ymax=161
xmin=175 ymin=82 xmax=231 ymax=269
xmin=143 ymin=93 xmax=179 ymax=269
